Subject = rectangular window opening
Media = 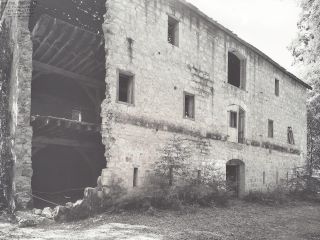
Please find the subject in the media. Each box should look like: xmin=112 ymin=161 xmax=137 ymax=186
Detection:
xmin=168 ymin=16 xmax=179 ymax=46
xmin=268 ymin=119 xmax=274 ymax=138
xmin=118 ymin=72 xmax=134 ymax=104
xmin=288 ymin=127 xmax=295 ymax=145
xmin=184 ymin=93 xmax=195 ymax=119
xmin=263 ymin=171 xmax=266 ymax=185
xmin=229 ymin=111 xmax=237 ymax=128
xmin=133 ymin=168 xmax=138 ymax=187
xmin=275 ymin=79 xmax=280 ymax=96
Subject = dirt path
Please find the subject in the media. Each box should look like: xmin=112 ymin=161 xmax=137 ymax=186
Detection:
xmin=0 ymin=201 xmax=320 ymax=240
xmin=0 ymin=221 xmax=162 ymax=240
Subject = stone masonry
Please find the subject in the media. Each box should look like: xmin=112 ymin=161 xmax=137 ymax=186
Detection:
xmin=100 ymin=0 xmax=310 ymax=194
xmin=0 ymin=0 xmax=311 ymax=208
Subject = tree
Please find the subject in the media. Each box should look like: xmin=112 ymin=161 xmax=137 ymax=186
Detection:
xmin=290 ymin=0 xmax=320 ymax=175
xmin=0 ymin=21 xmax=14 ymax=211
xmin=155 ymin=135 xmax=192 ymax=186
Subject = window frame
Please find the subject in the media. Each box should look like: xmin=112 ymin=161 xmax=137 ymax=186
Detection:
xmin=183 ymin=91 xmax=195 ymax=120
xmin=116 ymin=69 xmax=135 ymax=106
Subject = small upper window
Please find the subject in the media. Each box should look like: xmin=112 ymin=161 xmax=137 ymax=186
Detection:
xmin=184 ymin=92 xmax=195 ymax=119
xmin=268 ymin=119 xmax=274 ymax=138
xmin=168 ymin=16 xmax=179 ymax=47
xmin=229 ymin=111 xmax=237 ymax=128
xmin=275 ymin=79 xmax=280 ymax=96
xmin=287 ymin=127 xmax=295 ymax=145
xmin=118 ymin=72 xmax=134 ymax=104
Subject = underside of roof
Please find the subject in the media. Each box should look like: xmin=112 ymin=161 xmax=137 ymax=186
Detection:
xmin=31 ymin=14 xmax=105 ymax=88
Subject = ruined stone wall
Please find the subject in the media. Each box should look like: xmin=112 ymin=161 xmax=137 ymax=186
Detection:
xmin=0 ymin=0 xmax=33 ymax=209
xmin=101 ymin=0 xmax=307 ymax=192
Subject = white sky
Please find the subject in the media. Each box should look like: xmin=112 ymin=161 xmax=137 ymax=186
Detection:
xmin=187 ymin=0 xmax=301 ymax=73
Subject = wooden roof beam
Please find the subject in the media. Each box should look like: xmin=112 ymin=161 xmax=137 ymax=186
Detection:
xmin=33 ymin=60 xmax=104 ymax=89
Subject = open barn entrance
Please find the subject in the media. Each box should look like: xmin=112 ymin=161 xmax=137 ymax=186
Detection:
xmin=226 ymin=159 xmax=245 ymax=198
xmin=28 ymin=0 xmax=106 ymax=208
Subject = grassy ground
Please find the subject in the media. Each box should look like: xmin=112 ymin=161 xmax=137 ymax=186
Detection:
xmin=1 ymin=200 xmax=320 ymax=239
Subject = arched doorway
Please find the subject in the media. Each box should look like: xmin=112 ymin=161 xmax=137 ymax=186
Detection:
xmin=226 ymin=159 xmax=245 ymax=197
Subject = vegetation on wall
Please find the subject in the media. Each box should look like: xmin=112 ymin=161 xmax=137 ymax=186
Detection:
xmin=0 ymin=21 xmax=14 ymax=210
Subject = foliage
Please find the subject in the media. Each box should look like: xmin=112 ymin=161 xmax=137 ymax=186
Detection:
xmin=287 ymin=168 xmax=320 ymax=202
xmin=154 ymin=135 xmax=192 ymax=186
xmin=290 ymin=0 xmax=320 ymax=175
xmin=113 ymin=136 xmax=229 ymax=211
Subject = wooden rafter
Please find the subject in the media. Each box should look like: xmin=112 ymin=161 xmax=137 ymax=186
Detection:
xmin=33 ymin=60 xmax=104 ymax=88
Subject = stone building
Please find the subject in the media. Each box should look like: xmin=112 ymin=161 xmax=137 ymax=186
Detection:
xmin=0 ymin=0 xmax=311 ymax=209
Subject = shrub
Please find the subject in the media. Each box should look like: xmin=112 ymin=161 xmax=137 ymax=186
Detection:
xmin=244 ymin=186 xmax=289 ymax=205
xmin=176 ymin=182 xmax=229 ymax=207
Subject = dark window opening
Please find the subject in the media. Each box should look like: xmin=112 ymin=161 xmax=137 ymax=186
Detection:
xmin=133 ymin=168 xmax=138 ymax=187
xmin=276 ymin=171 xmax=279 ymax=185
xmin=228 ymin=52 xmax=241 ymax=88
xmin=118 ymin=72 xmax=134 ymax=104
xmin=275 ymin=79 xmax=280 ymax=96
xmin=184 ymin=93 xmax=195 ymax=119
xmin=168 ymin=16 xmax=179 ymax=46
xmin=268 ymin=120 xmax=274 ymax=138
xmin=288 ymin=127 xmax=295 ymax=145
xmin=263 ymin=171 xmax=266 ymax=185
xmin=230 ymin=111 xmax=237 ymax=128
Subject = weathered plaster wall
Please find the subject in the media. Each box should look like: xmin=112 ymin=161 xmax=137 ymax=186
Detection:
xmin=0 ymin=0 xmax=33 ymax=209
xmin=101 ymin=0 xmax=307 ymax=192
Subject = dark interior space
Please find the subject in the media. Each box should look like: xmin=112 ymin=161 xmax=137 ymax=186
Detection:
xmin=118 ymin=73 xmax=133 ymax=104
xmin=226 ymin=165 xmax=239 ymax=196
xmin=228 ymin=52 xmax=241 ymax=88
xmin=29 ymin=0 xmax=107 ymax=208
xmin=184 ymin=93 xmax=195 ymax=119
xmin=32 ymin=145 xmax=105 ymax=208
xmin=31 ymin=77 xmax=99 ymax=123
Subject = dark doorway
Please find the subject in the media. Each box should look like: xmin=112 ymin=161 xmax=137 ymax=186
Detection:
xmin=226 ymin=165 xmax=239 ymax=196
xmin=226 ymin=160 xmax=245 ymax=197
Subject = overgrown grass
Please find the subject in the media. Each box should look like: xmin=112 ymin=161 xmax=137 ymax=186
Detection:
xmin=112 ymin=174 xmax=230 ymax=212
